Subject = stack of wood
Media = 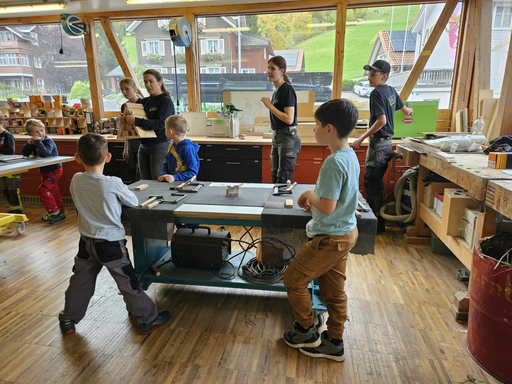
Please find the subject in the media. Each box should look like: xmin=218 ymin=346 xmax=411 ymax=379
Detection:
xmin=117 ymin=103 xmax=156 ymax=139
xmin=451 ymin=291 xmax=470 ymax=322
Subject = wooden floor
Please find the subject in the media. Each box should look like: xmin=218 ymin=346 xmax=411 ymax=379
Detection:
xmin=0 ymin=203 xmax=503 ymax=384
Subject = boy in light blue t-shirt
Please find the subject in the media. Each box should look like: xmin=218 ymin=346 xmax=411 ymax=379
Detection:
xmin=283 ymin=99 xmax=360 ymax=362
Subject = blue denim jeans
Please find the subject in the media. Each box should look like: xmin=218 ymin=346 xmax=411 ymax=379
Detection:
xmin=138 ymin=140 xmax=170 ymax=180
xmin=363 ymin=139 xmax=393 ymax=218
xmin=270 ymin=127 xmax=301 ymax=184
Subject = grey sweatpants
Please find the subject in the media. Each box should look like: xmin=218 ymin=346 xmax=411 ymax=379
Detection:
xmin=59 ymin=236 xmax=158 ymax=325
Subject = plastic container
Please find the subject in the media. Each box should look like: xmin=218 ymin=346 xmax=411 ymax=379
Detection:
xmin=466 ymin=237 xmax=512 ymax=383
xmin=472 ymin=116 xmax=485 ymax=135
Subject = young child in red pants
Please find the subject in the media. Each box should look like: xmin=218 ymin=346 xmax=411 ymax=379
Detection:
xmin=21 ymin=119 xmax=65 ymax=224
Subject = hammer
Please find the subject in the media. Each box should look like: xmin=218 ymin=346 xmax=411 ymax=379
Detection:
xmin=171 ymin=175 xmax=197 ymax=192
xmin=141 ymin=195 xmax=164 ymax=209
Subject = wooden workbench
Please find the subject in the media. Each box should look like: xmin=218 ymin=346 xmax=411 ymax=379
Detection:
xmin=398 ymin=146 xmax=512 ymax=269
xmin=0 ymin=155 xmax=75 ymax=177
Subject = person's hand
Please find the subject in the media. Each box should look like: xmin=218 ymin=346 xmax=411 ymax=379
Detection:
xmin=27 ymin=138 xmax=34 ymax=145
xmin=297 ymin=192 xmax=311 ymax=212
xmin=122 ymin=147 xmax=127 ymax=160
xmin=408 ymin=107 xmax=414 ymax=117
xmin=355 ymin=210 xmax=362 ymax=218
xmin=125 ymin=111 xmax=135 ymax=125
xmin=32 ymin=133 xmax=43 ymax=141
xmin=158 ymin=174 xmax=174 ymax=182
xmin=261 ymin=97 xmax=272 ymax=109
xmin=352 ymin=136 xmax=365 ymax=149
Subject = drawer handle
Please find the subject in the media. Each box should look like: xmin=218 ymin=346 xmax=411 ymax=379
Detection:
xmin=226 ymin=162 xmax=240 ymax=165
xmin=63 ymin=144 xmax=75 ymax=147
xmin=314 ymin=162 xmax=321 ymax=164
xmin=225 ymin=148 xmax=239 ymax=151
xmin=116 ymin=159 xmax=126 ymax=162
xmin=314 ymin=158 xmax=322 ymax=160
xmin=252 ymin=146 xmax=260 ymax=148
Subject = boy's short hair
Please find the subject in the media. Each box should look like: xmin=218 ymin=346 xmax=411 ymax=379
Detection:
xmin=314 ymin=99 xmax=359 ymax=139
xmin=165 ymin=115 xmax=188 ymax=136
xmin=77 ymin=133 xmax=108 ymax=166
xmin=24 ymin=118 xmax=45 ymax=133
xmin=0 ymin=111 xmax=5 ymax=121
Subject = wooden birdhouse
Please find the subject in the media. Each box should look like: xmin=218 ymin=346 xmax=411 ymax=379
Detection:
xmin=117 ymin=103 xmax=156 ymax=139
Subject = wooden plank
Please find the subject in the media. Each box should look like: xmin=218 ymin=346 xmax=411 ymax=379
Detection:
xmin=399 ymin=0 xmax=459 ymax=101
xmin=184 ymin=12 xmax=199 ymax=112
xmin=480 ymin=97 xmax=498 ymax=138
xmin=331 ymin=1 xmax=347 ymax=99
xmin=0 ymin=155 xmax=75 ymax=177
xmin=404 ymin=138 xmax=456 ymax=163
xmin=491 ymin=28 xmax=512 ymax=138
xmin=471 ymin=0 xmax=492 ymax=120
xmin=486 ymin=180 xmax=512 ymax=219
xmin=396 ymin=144 xmax=419 ymax=166
xmin=98 ymin=17 xmax=142 ymax=92
xmin=478 ymin=89 xmax=494 ymax=116
xmin=451 ymin=0 xmax=478 ymax=130
xmin=485 ymin=99 xmax=499 ymax=144
xmin=82 ymin=16 xmax=104 ymax=123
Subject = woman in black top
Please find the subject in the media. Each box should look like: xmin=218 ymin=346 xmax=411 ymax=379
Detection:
xmin=119 ymin=69 xmax=175 ymax=180
xmin=261 ymin=56 xmax=301 ymax=183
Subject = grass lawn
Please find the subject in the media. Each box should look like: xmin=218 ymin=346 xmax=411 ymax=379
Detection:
xmin=296 ymin=4 xmax=420 ymax=79
xmin=122 ymin=36 xmax=137 ymax=63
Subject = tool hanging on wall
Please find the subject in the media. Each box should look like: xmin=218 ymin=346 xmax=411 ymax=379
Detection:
xmin=168 ymin=17 xmax=192 ymax=113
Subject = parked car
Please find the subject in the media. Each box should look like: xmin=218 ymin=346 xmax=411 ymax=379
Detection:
xmin=353 ymin=81 xmax=373 ymax=97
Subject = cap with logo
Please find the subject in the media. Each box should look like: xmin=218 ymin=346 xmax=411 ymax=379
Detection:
xmin=363 ymin=60 xmax=391 ymax=74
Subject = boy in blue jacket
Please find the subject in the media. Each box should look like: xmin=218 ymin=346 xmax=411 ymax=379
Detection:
xmin=158 ymin=115 xmax=200 ymax=182
xmin=21 ymin=119 xmax=65 ymax=223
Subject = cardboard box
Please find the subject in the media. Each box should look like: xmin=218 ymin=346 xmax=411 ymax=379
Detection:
xmin=441 ymin=189 xmax=480 ymax=237
xmin=424 ymin=181 xmax=458 ymax=208
xmin=462 ymin=208 xmax=479 ymax=249
xmin=434 ymin=193 xmax=444 ymax=217
xmin=488 ymin=152 xmax=512 ymax=169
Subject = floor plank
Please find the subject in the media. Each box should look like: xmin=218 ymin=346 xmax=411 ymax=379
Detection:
xmin=0 ymin=203 xmax=504 ymax=383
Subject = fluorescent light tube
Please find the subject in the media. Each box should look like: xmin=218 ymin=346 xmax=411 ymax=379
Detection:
xmin=125 ymin=0 xmax=195 ymax=4
xmin=1 ymin=1 xmax=67 ymax=13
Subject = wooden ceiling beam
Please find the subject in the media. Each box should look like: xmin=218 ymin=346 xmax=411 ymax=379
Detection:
xmin=98 ymin=17 xmax=142 ymax=92
xmin=82 ymin=16 xmax=104 ymax=122
xmin=332 ymin=1 xmax=347 ymax=99
xmin=399 ymin=0 xmax=459 ymax=102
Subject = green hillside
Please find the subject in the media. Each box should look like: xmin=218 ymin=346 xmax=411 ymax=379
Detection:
xmin=296 ymin=4 xmax=420 ymax=80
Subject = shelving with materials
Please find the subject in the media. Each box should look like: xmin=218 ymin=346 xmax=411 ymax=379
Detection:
xmin=398 ymin=144 xmax=512 ymax=270
xmin=0 ymin=106 xmax=89 ymax=135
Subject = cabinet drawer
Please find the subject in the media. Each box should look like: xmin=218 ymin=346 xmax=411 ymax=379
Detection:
xmin=204 ymin=144 xmax=261 ymax=159
xmin=204 ymin=158 xmax=261 ymax=183
xmin=19 ymin=174 xmax=41 ymax=195
xmin=104 ymin=158 xmax=132 ymax=183
xmin=61 ymin=160 xmax=84 ymax=176
xmin=297 ymin=146 xmax=323 ymax=161
xmin=109 ymin=142 xmax=126 ymax=157
xmin=293 ymin=160 xmax=322 ymax=184
xmin=57 ymin=141 xmax=78 ymax=155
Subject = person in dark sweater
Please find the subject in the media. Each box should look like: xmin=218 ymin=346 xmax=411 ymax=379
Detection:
xmin=352 ymin=60 xmax=413 ymax=232
xmin=158 ymin=115 xmax=200 ymax=182
xmin=119 ymin=69 xmax=175 ymax=180
xmin=261 ymin=55 xmax=301 ymax=184
xmin=21 ymin=119 xmax=66 ymax=224
xmin=0 ymin=111 xmax=23 ymax=213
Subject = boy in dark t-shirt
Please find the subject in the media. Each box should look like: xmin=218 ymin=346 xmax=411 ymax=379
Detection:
xmin=352 ymin=60 xmax=413 ymax=232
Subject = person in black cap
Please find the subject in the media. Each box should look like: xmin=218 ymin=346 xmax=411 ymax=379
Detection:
xmin=352 ymin=60 xmax=413 ymax=232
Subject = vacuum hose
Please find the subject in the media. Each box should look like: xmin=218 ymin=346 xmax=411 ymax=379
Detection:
xmin=380 ymin=166 xmax=418 ymax=223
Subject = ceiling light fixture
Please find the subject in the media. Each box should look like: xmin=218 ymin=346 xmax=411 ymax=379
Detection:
xmin=1 ymin=1 xmax=68 ymax=14
xmin=125 ymin=0 xmax=195 ymax=4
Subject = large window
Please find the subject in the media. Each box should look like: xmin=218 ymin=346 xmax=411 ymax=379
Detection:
xmin=7 ymin=54 xmax=18 ymax=66
xmin=0 ymin=31 xmax=14 ymax=41
xmin=494 ymin=5 xmax=512 ymax=28
xmin=0 ymin=55 xmax=6 ymax=66
xmin=347 ymin=3 xmax=461 ymax=110
xmin=21 ymin=55 xmax=29 ymax=67
xmin=197 ymin=11 xmax=335 ymax=132
xmin=491 ymin=0 xmax=512 ymax=97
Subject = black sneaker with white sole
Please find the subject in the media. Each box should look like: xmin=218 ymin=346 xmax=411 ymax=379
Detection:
xmin=299 ymin=330 xmax=345 ymax=362
xmin=283 ymin=321 xmax=321 ymax=349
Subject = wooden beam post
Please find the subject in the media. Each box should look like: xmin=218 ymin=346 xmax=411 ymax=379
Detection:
xmin=83 ymin=16 xmax=104 ymax=122
xmin=399 ymin=0 xmax=459 ymax=102
xmin=98 ymin=17 xmax=142 ymax=92
xmin=332 ymin=1 xmax=347 ymax=100
xmin=491 ymin=28 xmax=512 ymax=138
xmin=184 ymin=13 xmax=199 ymax=112
xmin=451 ymin=0 xmax=478 ymax=130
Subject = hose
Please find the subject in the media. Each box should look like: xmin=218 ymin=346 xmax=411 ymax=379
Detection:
xmin=380 ymin=166 xmax=418 ymax=223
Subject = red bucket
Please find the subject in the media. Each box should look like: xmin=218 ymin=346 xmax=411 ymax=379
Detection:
xmin=466 ymin=238 xmax=512 ymax=384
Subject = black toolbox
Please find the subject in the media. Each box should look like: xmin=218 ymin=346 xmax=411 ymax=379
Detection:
xmin=171 ymin=226 xmax=231 ymax=270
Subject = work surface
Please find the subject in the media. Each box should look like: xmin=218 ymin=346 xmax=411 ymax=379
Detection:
xmin=0 ymin=154 xmax=75 ymax=177
xmin=122 ymin=180 xmax=376 ymax=257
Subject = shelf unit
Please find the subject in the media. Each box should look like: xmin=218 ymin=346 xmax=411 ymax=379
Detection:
xmin=0 ymin=107 xmax=89 ymax=135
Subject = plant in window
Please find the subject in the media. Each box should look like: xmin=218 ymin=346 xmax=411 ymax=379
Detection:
xmin=201 ymin=52 xmax=223 ymax=64
xmin=197 ymin=21 xmax=205 ymax=34
xmin=175 ymin=52 xmax=186 ymax=63
xmin=145 ymin=53 xmax=162 ymax=64
xmin=160 ymin=23 xmax=170 ymax=33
